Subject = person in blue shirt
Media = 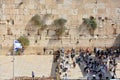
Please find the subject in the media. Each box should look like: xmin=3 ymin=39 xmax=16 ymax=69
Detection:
xmin=32 ymin=71 xmax=35 ymax=78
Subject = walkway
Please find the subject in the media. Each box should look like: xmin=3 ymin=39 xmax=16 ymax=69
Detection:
xmin=67 ymin=62 xmax=83 ymax=79
xmin=0 ymin=55 xmax=53 ymax=80
xmin=0 ymin=55 xmax=119 ymax=80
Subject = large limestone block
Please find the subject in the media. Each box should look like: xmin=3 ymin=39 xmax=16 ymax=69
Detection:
xmin=56 ymin=0 xmax=64 ymax=4
xmin=72 ymin=0 xmax=81 ymax=5
xmin=19 ymin=9 xmax=24 ymax=15
xmin=46 ymin=9 xmax=52 ymax=14
xmin=52 ymin=15 xmax=58 ymax=19
xmin=28 ymin=4 xmax=35 ymax=9
xmin=14 ymin=0 xmax=22 ymax=4
xmin=115 ymin=8 xmax=120 ymax=16
xmin=41 ymin=9 xmax=46 ymax=14
xmin=70 ymin=15 xmax=79 ymax=23
xmin=0 ymin=25 xmax=7 ymax=34
xmin=39 ymin=0 xmax=46 ymax=4
xmin=2 ymin=41 xmax=8 ymax=46
xmin=4 ymin=9 xmax=10 ymax=15
xmin=85 ymin=3 xmax=95 ymax=9
xmin=83 ymin=0 xmax=95 ymax=3
xmin=105 ymin=8 xmax=110 ymax=16
xmin=62 ymin=4 xmax=71 ymax=9
xmin=45 ymin=0 xmax=54 ymax=5
xmin=52 ymin=9 xmax=59 ymax=15
xmin=15 ymin=15 xmax=24 ymax=21
xmin=57 ymin=9 xmax=64 ymax=14
xmin=9 ymin=35 xmax=15 ymax=40
xmin=68 ymin=9 xmax=79 ymax=15
xmin=97 ymin=8 xmax=106 ymax=17
xmin=71 ymin=9 xmax=78 ymax=15
xmin=71 ymin=4 xmax=79 ymax=9
xmin=58 ymin=14 xmax=68 ymax=20
xmin=3 ymin=0 xmax=12 ymax=4
xmin=5 ymin=4 xmax=12 ymax=9
xmin=97 ymin=3 xmax=105 ymax=9
xmin=9 ymin=9 xmax=14 ymax=15
xmin=14 ymin=9 xmax=19 ymax=15
xmin=23 ymin=8 xmax=30 ymax=15
xmin=63 ymin=0 xmax=72 ymax=5
xmin=1 ymin=4 xmax=6 ymax=9
xmin=48 ymin=4 xmax=57 ymax=9
xmin=29 ymin=9 xmax=36 ymax=15
xmin=23 ymin=15 xmax=32 ymax=22
xmin=68 ymin=10 xmax=72 ymax=15
xmin=57 ymin=4 xmax=62 ymax=9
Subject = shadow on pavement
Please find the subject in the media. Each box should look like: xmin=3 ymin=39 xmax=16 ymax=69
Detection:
xmin=113 ymin=34 xmax=120 ymax=48
xmin=50 ymin=51 xmax=59 ymax=79
xmin=77 ymin=58 xmax=112 ymax=79
xmin=78 ymin=63 xmax=86 ymax=77
xmin=50 ymin=58 xmax=57 ymax=78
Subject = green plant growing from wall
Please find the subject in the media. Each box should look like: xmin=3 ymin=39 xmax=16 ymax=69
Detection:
xmin=14 ymin=36 xmax=30 ymax=55
xmin=18 ymin=36 xmax=30 ymax=48
xmin=30 ymin=14 xmax=48 ymax=33
xmin=53 ymin=18 xmax=67 ymax=39
xmin=82 ymin=16 xmax=97 ymax=36
xmin=31 ymin=14 xmax=42 ymax=26
xmin=56 ymin=26 xmax=66 ymax=37
xmin=54 ymin=18 xmax=67 ymax=27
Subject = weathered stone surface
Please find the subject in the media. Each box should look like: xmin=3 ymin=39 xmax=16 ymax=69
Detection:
xmin=0 ymin=0 xmax=120 ymax=54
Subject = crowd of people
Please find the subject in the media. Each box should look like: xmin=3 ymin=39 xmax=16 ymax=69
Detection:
xmin=54 ymin=47 xmax=77 ymax=80
xmin=76 ymin=47 xmax=120 ymax=80
xmin=54 ymin=47 xmax=120 ymax=80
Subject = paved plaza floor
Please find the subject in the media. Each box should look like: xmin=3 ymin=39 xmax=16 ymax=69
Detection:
xmin=0 ymin=55 xmax=120 ymax=80
xmin=67 ymin=62 xmax=83 ymax=79
xmin=0 ymin=55 xmax=54 ymax=80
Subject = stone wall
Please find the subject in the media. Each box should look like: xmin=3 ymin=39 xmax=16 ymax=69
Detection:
xmin=0 ymin=0 xmax=120 ymax=55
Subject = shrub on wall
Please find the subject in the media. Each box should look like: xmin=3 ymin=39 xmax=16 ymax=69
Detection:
xmin=54 ymin=18 xmax=67 ymax=27
xmin=56 ymin=27 xmax=66 ymax=37
xmin=53 ymin=18 xmax=67 ymax=38
xmin=18 ymin=36 xmax=29 ymax=48
xmin=31 ymin=14 xmax=42 ymax=26
xmin=82 ymin=16 xmax=97 ymax=36
xmin=30 ymin=14 xmax=48 ymax=34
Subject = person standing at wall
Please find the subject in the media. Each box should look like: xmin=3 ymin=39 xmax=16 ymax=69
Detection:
xmin=43 ymin=47 xmax=46 ymax=55
xmin=32 ymin=71 xmax=35 ymax=79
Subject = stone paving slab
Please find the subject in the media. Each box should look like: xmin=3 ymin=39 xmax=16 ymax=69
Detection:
xmin=0 ymin=55 xmax=120 ymax=80
xmin=67 ymin=64 xmax=83 ymax=79
xmin=67 ymin=56 xmax=83 ymax=79
xmin=0 ymin=55 xmax=53 ymax=80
